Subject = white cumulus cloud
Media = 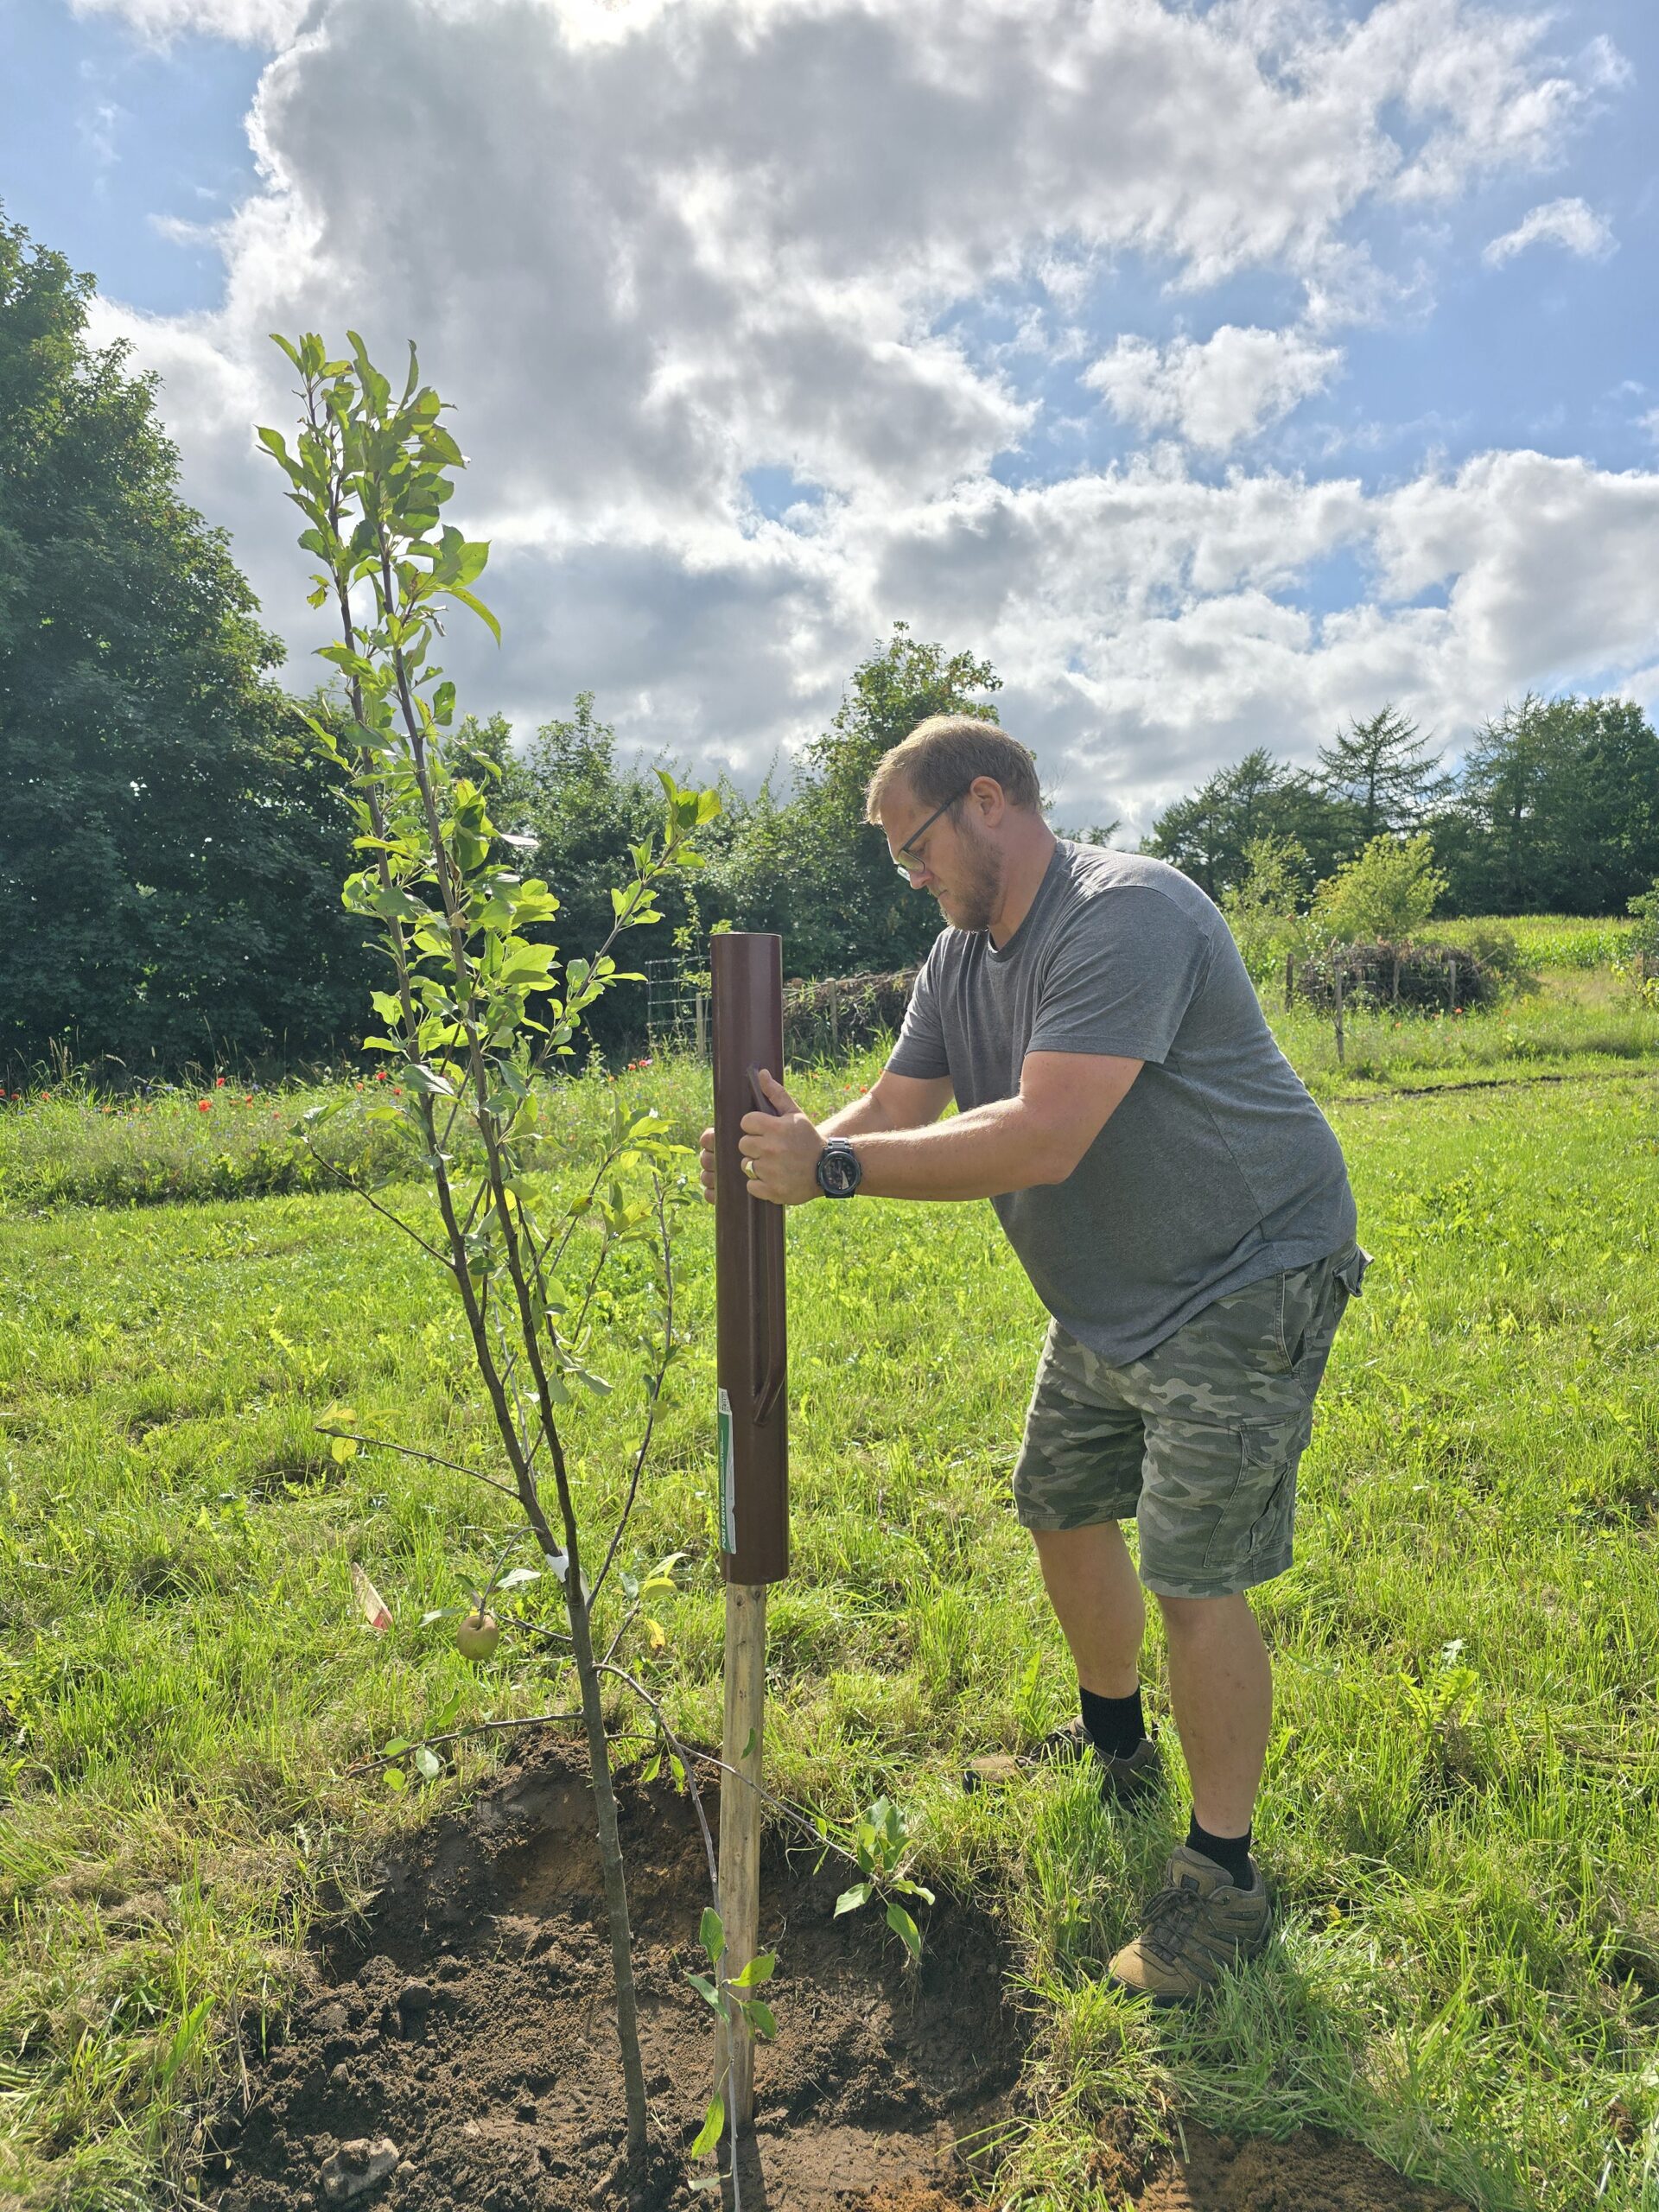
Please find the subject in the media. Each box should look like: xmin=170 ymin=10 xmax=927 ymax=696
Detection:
xmin=1084 ymin=327 xmax=1343 ymax=453
xmin=75 ymin=0 xmax=1655 ymax=836
xmin=1482 ymin=196 xmax=1616 ymax=267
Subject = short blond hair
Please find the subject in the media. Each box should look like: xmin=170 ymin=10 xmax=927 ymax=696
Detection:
xmin=864 ymin=715 xmax=1040 ymax=823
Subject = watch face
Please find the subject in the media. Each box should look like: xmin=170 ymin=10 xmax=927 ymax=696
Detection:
xmin=820 ymin=1147 xmax=860 ymax=1196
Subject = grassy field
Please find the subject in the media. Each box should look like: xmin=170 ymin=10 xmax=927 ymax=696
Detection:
xmin=1422 ymin=914 xmax=1641 ymax=973
xmin=3 ymin=973 xmax=1659 ymax=2209
xmin=4 ymin=967 xmax=1656 ymax=1212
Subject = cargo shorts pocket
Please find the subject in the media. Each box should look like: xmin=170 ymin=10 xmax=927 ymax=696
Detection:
xmin=1282 ymin=1241 xmax=1370 ymax=1375
xmin=1137 ymin=1409 xmax=1310 ymax=1599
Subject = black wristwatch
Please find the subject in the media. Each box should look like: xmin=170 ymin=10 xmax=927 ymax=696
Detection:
xmin=815 ymin=1139 xmax=863 ymax=1199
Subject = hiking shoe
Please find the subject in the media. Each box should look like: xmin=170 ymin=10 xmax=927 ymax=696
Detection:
xmin=1108 ymin=1846 xmax=1271 ymax=2005
xmin=1035 ymin=1718 xmax=1163 ymax=1806
xmin=963 ymin=1719 xmax=1161 ymax=1806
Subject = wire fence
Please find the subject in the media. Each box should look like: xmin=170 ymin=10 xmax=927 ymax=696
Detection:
xmin=644 ymin=958 xmax=917 ymax=1063
xmin=644 ymin=959 xmax=708 ymax=1058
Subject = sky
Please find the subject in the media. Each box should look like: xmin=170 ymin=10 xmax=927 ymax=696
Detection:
xmin=3 ymin=0 xmax=1656 ymax=836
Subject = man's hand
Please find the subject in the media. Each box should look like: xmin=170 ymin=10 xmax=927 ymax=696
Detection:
xmin=699 ymin=1069 xmax=824 ymax=1206
xmin=701 ymin=1065 xmax=938 ymax=1204
xmin=739 ymin=1069 xmax=823 ymax=1205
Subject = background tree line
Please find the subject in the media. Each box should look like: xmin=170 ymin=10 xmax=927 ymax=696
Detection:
xmin=4 ymin=208 xmax=1657 ymax=1077
xmin=1140 ymin=699 xmax=1659 ymax=919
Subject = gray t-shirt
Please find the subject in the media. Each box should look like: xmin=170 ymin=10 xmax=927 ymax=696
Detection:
xmin=886 ymin=841 xmax=1357 ymax=1364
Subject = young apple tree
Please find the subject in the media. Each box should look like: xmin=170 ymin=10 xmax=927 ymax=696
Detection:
xmin=259 ymin=331 xmax=719 ymax=2177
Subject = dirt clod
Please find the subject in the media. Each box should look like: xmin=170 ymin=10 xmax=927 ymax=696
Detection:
xmin=320 ymin=2136 xmax=400 ymax=2202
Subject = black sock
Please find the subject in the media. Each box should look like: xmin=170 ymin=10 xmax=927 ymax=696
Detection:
xmin=1186 ymin=1815 xmax=1255 ymax=1889
xmin=1078 ymin=1683 xmax=1145 ymax=1761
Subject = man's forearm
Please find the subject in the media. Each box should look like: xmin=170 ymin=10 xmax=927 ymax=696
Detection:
xmin=846 ymin=1097 xmax=1065 ymax=1200
xmin=818 ymin=1093 xmax=903 ymax=1141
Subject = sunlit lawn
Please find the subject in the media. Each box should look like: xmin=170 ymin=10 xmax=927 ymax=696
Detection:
xmin=3 ymin=987 xmax=1659 ymax=2209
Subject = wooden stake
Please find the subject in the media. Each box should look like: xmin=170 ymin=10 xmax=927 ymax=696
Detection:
xmin=717 ymin=1581 xmax=767 ymax=2127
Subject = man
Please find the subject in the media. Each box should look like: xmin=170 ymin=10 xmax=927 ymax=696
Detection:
xmin=698 ymin=715 xmax=1367 ymax=2005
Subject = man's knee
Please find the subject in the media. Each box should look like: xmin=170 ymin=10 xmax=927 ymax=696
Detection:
xmin=1155 ymin=1588 xmax=1255 ymax=1637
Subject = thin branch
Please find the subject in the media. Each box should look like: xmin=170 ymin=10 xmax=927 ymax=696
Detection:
xmin=596 ymin=1662 xmax=718 ymax=1898
xmin=343 ymin=1709 xmax=653 ymax=1776
xmin=313 ymin=1425 xmax=520 ymax=1503
xmin=592 ymin=1179 xmax=676 ymax=1610
xmin=292 ymin=1129 xmax=454 ymax=1267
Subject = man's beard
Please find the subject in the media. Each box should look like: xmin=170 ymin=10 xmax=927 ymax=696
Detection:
xmin=938 ymin=820 xmax=1002 ymax=933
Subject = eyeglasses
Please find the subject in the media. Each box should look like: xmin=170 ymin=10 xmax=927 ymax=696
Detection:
xmin=891 ymin=785 xmax=974 ymax=878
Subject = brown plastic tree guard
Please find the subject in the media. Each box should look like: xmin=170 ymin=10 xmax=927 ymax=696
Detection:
xmin=710 ymin=932 xmax=789 ymax=2132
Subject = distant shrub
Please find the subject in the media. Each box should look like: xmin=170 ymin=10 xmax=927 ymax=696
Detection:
xmin=1313 ymin=835 xmax=1446 ymax=945
xmin=1420 ymin=922 xmax=1536 ymax=993
xmin=1219 ymin=835 xmax=1313 ymax=985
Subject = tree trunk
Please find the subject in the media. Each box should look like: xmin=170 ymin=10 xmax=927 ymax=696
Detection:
xmin=565 ymin=1579 xmax=651 ymax=2171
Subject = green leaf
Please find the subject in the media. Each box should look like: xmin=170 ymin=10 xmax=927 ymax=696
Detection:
xmin=728 ymin=1951 xmax=775 ymax=1988
xmin=382 ymin=1766 xmax=407 ymax=1794
xmin=401 ymin=1064 xmax=455 ymax=1096
xmin=886 ymin=1900 xmax=922 ymax=1959
xmin=834 ymin=1882 xmax=873 ymax=1917
xmin=683 ymin=1972 xmax=725 ymax=2016
xmin=700 ymin=1905 xmax=725 ymax=1963
xmin=690 ymin=2095 xmax=725 ymax=2158
xmin=741 ymin=1999 xmax=778 ymax=2041
xmin=414 ymin=1745 xmax=442 ymax=1781
xmin=448 ymin=584 xmax=500 ymax=645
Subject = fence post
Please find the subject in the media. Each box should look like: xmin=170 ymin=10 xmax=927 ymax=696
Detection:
xmin=694 ymin=990 xmax=709 ymax=1063
xmin=1284 ymin=949 xmax=1295 ymax=1012
xmin=828 ymin=977 xmax=840 ymax=1056
xmin=1332 ymin=955 xmax=1344 ymax=1066
xmin=1446 ymin=958 xmax=1458 ymax=1014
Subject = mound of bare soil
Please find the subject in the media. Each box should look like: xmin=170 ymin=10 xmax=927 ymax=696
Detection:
xmin=207 ymin=1743 xmax=1020 ymax=2212
xmin=204 ymin=1745 xmax=1467 ymax=2212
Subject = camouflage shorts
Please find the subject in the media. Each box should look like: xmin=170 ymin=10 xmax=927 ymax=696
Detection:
xmin=1013 ymin=1243 xmax=1370 ymax=1599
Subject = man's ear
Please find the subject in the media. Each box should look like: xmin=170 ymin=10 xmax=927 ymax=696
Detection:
xmin=970 ymin=774 xmax=1006 ymax=826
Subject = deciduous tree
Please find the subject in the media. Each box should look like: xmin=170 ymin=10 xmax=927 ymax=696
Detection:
xmin=0 ymin=213 xmax=369 ymax=1077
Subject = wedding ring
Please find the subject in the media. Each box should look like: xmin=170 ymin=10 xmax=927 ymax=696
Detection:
xmin=742 ymin=1158 xmax=756 ymax=1178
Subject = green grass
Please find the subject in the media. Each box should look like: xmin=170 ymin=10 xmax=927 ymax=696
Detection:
xmin=5 ymin=965 xmax=1656 ymax=1213
xmin=1422 ymin=914 xmax=1641 ymax=972
xmin=1276 ymin=968 xmax=1659 ymax=1096
xmin=3 ymin=1023 xmax=1659 ymax=2206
